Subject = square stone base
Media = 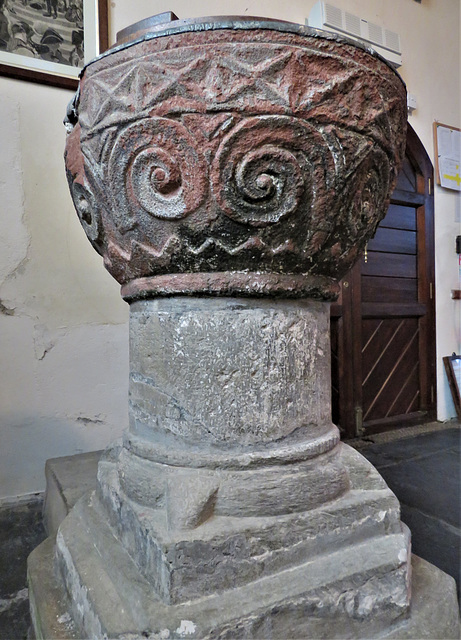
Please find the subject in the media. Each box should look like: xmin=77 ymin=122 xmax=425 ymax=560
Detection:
xmin=95 ymin=445 xmax=409 ymax=606
xmin=26 ymin=445 xmax=460 ymax=639
xmin=28 ymin=528 xmax=460 ymax=639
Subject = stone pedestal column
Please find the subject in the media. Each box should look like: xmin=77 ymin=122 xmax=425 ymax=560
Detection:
xmin=125 ymin=298 xmax=345 ymax=514
xmin=28 ymin=14 xmax=460 ymax=640
xmin=97 ymin=297 xmax=352 ymax=604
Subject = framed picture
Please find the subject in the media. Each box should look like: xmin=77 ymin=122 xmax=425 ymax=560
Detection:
xmin=0 ymin=0 xmax=108 ymax=89
xmin=443 ymin=353 xmax=461 ymax=419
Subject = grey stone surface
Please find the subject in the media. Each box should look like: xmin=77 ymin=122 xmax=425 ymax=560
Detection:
xmin=95 ymin=444 xmax=409 ymax=604
xmin=129 ymin=297 xmax=333 ymax=448
xmin=28 ymin=537 xmax=78 ymax=640
xmin=361 ymin=426 xmax=460 ymax=464
xmin=28 ymin=494 xmax=459 ymax=639
xmin=43 ymin=451 xmax=102 ymax=537
xmin=381 ymin=556 xmax=460 ymax=640
xmin=112 ymin=297 xmax=351 ymax=569
xmin=31 ymin=427 xmax=461 ymax=639
xmin=117 ymin=440 xmax=348 ymax=517
xmin=35 ymin=428 xmax=461 ymax=636
xmin=41 ymin=445 xmax=417 ymax=638
xmin=30 ymin=303 xmax=460 ymax=639
xmin=400 ymin=504 xmax=460 ymax=593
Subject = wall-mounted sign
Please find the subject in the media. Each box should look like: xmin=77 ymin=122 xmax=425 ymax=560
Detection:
xmin=433 ymin=122 xmax=461 ymax=191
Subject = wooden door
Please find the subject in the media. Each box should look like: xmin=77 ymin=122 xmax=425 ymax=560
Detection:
xmin=331 ymin=125 xmax=436 ymax=438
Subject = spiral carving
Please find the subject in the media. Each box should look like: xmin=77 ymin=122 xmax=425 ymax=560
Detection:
xmin=108 ymin=118 xmax=208 ymax=225
xmin=69 ymin=180 xmax=103 ymax=251
xmin=210 ymin=116 xmax=332 ymax=227
xmin=346 ymin=146 xmax=391 ymax=237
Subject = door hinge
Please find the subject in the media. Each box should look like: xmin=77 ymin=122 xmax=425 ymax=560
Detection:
xmin=428 ymin=178 xmax=432 ymax=195
xmin=355 ymin=406 xmax=364 ymax=437
xmin=431 ymin=384 xmax=434 ymax=404
xmin=429 ymin=282 xmax=433 ymax=299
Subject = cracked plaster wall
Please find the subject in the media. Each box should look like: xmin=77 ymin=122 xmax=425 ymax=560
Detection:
xmin=0 ymin=82 xmax=128 ymax=499
xmin=0 ymin=0 xmax=459 ymax=499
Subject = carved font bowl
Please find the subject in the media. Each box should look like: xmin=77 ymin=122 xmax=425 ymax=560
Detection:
xmin=65 ymin=16 xmax=407 ymax=300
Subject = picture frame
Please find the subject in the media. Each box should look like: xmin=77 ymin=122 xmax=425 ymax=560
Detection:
xmin=443 ymin=353 xmax=461 ymax=419
xmin=0 ymin=0 xmax=108 ymax=89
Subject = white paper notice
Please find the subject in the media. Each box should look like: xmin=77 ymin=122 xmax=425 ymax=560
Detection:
xmin=436 ymin=124 xmax=461 ymax=191
xmin=439 ymin=158 xmax=461 ymax=190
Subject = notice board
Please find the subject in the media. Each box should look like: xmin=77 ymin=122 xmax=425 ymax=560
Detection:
xmin=433 ymin=122 xmax=461 ymax=191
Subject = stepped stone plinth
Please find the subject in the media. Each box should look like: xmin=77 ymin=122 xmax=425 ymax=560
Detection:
xmin=28 ymin=14 xmax=460 ymax=639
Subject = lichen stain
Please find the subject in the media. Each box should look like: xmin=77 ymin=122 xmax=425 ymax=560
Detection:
xmin=175 ymin=620 xmax=196 ymax=636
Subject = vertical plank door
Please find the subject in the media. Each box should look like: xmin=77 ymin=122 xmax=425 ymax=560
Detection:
xmin=331 ymin=125 xmax=436 ymax=438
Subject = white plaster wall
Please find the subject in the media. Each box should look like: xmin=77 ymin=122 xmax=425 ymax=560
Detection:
xmin=0 ymin=81 xmax=129 ymax=499
xmin=0 ymin=0 xmax=459 ymax=498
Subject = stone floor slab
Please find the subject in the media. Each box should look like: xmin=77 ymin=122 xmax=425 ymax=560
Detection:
xmin=0 ymin=496 xmax=45 ymax=640
xmin=358 ymin=426 xmax=461 ymax=604
xmin=375 ymin=450 xmax=460 ymax=527
xmin=361 ymin=427 xmax=460 ymax=465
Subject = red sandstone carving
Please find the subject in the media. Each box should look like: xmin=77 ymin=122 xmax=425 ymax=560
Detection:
xmin=65 ymin=19 xmax=407 ymax=299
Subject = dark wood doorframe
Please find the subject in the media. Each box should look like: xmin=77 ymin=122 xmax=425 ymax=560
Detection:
xmin=331 ymin=124 xmax=436 ymax=438
xmin=409 ymin=125 xmax=436 ymax=421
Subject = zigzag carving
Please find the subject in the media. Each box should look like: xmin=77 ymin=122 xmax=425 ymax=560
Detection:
xmin=121 ymin=234 xmax=300 ymax=262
